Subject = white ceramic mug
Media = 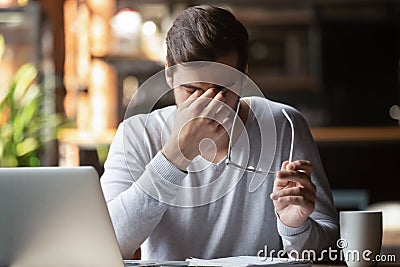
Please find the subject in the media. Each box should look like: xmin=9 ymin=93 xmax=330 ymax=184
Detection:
xmin=339 ymin=211 xmax=382 ymax=267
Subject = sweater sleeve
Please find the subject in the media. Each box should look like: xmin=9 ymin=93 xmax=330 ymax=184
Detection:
xmin=100 ymin=120 xmax=187 ymax=259
xmin=275 ymin=107 xmax=339 ymax=256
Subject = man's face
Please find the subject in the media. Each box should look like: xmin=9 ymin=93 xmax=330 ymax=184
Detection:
xmin=170 ymin=52 xmax=243 ymax=111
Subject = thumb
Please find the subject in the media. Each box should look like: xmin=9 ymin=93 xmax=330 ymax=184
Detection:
xmin=281 ymin=160 xmax=289 ymax=171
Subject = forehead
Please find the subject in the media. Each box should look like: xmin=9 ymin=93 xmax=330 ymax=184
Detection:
xmin=170 ymin=61 xmax=243 ymax=94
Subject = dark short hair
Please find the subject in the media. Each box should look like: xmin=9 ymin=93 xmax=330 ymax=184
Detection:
xmin=166 ymin=5 xmax=249 ymax=73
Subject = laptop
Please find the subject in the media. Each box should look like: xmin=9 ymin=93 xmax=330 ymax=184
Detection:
xmin=0 ymin=166 xmax=124 ymax=267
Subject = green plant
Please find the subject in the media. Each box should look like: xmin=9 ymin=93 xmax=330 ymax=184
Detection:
xmin=0 ymin=63 xmax=61 ymax=167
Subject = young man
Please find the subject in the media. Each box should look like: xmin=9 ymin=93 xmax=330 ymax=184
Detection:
xmin=101 ymin=5 xmax=338 ymax=261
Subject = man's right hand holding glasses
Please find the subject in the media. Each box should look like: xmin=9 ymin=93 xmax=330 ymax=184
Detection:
xmin=270 ymin=160 xmax=317 ymax=228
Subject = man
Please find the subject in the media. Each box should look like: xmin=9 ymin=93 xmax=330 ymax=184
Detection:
xmin=101 ymin=5 xmax=338 ymax=261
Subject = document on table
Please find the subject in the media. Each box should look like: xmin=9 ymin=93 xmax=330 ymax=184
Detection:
xmin=124 ymin=260 xmax=188 ymax=266
xmin=186 ymin=256 xmax=312 ymax=267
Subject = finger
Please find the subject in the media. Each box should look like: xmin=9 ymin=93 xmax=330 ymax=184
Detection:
xmin=278 ymin=169 xmax=311 ymax=181
xmin=281 ymin=161 xmax=289 ymax=171
xmin=275 ymin=172 xmax=316 ymax=193
xmin=272 ymin=195 xmax=315 ymax=212
xmin=209 ymin=111 xmax=232 ymax=129
xmin=270 ymin=187 xmax=317 ymax=204
xmin=199 ymin=87 xmax=219 ymax=101
xmin=275 ymin=174 xmax=316 ymax=194
xmin=180 ymin=90 xmax=203 ymax=108
xmin=273 ymin=176 xmax=295 ymax=192
xmin=209 ymin=103 xmax=235 ymax=124
xmin=215 ymin=116 xmax=233 ymax=135
xmin=202 ymin=88 xmax=224 ymax=107
xmin=204 ymin=90 xmax=227 ymax=116
xmin=190 ymin=88 xmax=218 ymax=111
xmin=214 ymin=106 xmax=233 ymax=123
xmin=286 ymin=160 xmax=312 ymax=177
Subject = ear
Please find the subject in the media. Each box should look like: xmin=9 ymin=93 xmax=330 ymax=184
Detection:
xmin=165 ymin=62 xmax=173 ymax=88
xmin=244 ymin=64 xmax=249 ymax=75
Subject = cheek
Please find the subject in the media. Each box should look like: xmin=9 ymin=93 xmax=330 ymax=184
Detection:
xmin=225 ymin=93 xmax=240 ymax=109
xmin=173 ymin=89 xmax=189 ymax=106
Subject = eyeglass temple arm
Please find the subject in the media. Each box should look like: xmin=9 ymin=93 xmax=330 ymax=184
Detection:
xmin=281 ymin=108 xmax=294 ymax=163
xmin=227 ymin=101 xmax=241 ymax=161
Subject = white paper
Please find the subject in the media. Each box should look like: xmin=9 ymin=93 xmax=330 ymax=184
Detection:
xmin=187 ymin=256 xmax=312 ymax=267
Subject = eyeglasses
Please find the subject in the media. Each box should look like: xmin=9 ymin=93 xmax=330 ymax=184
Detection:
xmin=225 ymin=102 xmax=294 ymax=174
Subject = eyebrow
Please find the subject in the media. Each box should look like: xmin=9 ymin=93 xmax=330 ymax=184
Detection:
xmin=182 ymin=82 xmax=236 ymax=91
xmin=181 ymin=84 xmax=204 ymax=90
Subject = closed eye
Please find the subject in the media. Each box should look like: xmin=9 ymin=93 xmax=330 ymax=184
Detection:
xmin=181 ymin=84 xmax=203 ymax=94
xmin=181 ymin=82 xmax=236 ymax=94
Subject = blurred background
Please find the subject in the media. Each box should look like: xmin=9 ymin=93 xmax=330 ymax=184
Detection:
xmin=0 ymin=0 xmax=400 ymax=212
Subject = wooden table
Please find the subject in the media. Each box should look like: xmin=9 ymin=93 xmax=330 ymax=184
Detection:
xmin=310 ymin=127 xmax=400 ymax=142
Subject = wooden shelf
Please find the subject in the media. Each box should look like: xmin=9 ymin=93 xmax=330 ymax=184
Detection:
xmin=250 ymin=74 xmax=319 ymax=92
xmin=311 ymin=127 xmax=400 ymax=142
xmin=58 ymin=128 xmax=116 ymax=149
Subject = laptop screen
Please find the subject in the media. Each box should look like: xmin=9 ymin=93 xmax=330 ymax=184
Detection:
xmin=0 ymin=166 xmax=124 ymax=267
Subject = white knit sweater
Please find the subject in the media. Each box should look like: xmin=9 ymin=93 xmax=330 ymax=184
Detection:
xmin=100 ymin=96 xmax=339 ymax=260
